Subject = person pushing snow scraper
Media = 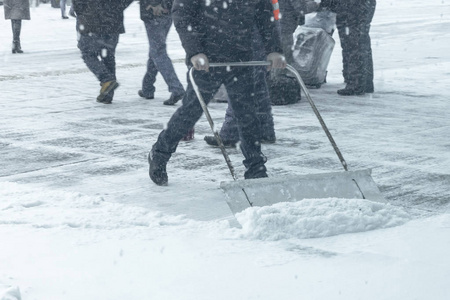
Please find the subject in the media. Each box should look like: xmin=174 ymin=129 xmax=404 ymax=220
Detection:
xmin=148 ymin=0 xmax=286 ymax=186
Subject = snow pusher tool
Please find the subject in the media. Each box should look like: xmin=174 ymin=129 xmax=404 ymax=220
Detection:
xmin=189 ymin=62 xmax=385 ymax=215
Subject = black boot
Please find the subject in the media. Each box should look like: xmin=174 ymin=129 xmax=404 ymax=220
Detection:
xmin=12 ymin=40 xmax=23 ymax=54
xmin=148 ymin=150 xmax=169 ymax=186
xmin=337 ymin=85 xmax=365 ymax=96
xmin=163 ymin=92 xmax=184 ymax=106
xmin=244 ymin=164 xmax=268 ymax=180
xmin=243 ymin=156 xmax=268 ymax=180
xmin=204 ymin=135 xmax=237 ymax=148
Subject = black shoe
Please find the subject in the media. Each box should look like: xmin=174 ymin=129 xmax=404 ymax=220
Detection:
xmin=138 ymin=90 xmax=154 ymax=100
xmin=337 ymin=85 xmax=365 ymax=96
xmin=12 ymin=41 xmax=23 ymax=54
xmin=62 ymin=16 xmax=69 ymax=19
xmin=69 ymin=10 xmax=76 ymax=18
xmin=148 ymin=151 xmax=168 ymax=186
xmin=97 ymin=91 xmax=114 ymax=104
xmin=244 ymin=165 xmax=268 ymax=180
xmin=204 ymin=135 xmax=237 ymax=148
xmin=163 ymin=92 xmax=184 ymax=106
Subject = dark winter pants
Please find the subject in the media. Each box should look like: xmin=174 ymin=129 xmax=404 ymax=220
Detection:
xmin=152 ymin=67 xmax=267 ymax=178
xmin=141 ymin=15 xmax=185 ymax=97
xmin=218 ymin=28 xmax=275 ymax=142
xmin=11 ymin=20 xmax=22 ymax=42
xmin=77 ymin=33 xmax=119 ymax=84
xmin=336 ymin=0 xmax=376 ymax=90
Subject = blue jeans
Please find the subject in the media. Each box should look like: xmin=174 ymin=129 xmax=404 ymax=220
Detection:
xmin=153 ymin=67 xmax=266 ymax=177
xmin=77 ymin=33 xmax=119 ymax=84
xmin=60 ymin=0 xmax=67 ymax=17
xmin=141 ymin=15 xmax=184 ymax=97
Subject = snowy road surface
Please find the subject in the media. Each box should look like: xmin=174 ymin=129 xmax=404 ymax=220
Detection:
xmin=1 ymin=1 xmax=449 ymax=300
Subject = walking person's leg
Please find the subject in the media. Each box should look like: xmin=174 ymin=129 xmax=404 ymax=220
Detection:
xmin=149 ymin=70 xmax=221 ymax=185
xmin=11 ymin=20 xmax=23 ymax=53
xmin=337 ymin=1 xmax=376 ymax=96
xmin=224 ymin=67 xmax=267 ymax=179
xmin=204 ymin=26 xmax=275 ymax=148
xmin=252 ymin=28 xmax=275 ymax=142
xmin=144 ymin=16 xmax=185 ymax=105
xmin=99 ymin=34 xmax=120 ymax=103
xmin=139 ymin=21 xmax=159 ymax=99
xmin=361 ymin=0 xmax=376 ymax=93
xmin=61 ymin=0 xmax=68 ymax=18
xmin=336 ymin=12 xmax=350 ymax=84
xmin=77 ymin=34 xmax=119 ymax=103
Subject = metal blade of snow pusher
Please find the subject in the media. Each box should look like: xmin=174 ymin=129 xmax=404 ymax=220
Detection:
xmin=220 ymin=169 xmax=385 ymax=215
xmin=189 ymin=62 xmax=385 ymax=216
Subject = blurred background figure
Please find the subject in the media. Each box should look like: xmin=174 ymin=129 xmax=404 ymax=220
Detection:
xmin=60 ymin=0 xmax=69 ymax=19
xmin=3 ymin=0 xmax=31 ymax=54
xmin=320 ymin=0 xmax=376 ymax=95
xmin=138 ymin=0 xmax=185 ymax=105
xmin=73 ymin=0 xmax=134 ymax=104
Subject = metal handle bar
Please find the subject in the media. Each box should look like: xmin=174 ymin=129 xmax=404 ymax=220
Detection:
xmin=189 ymin=67 xmax=238 ymax=181
xmin=189 ymin=61 xmax=349 ymax=179
xmin=284 ymin=64 xmax=348 ymax=171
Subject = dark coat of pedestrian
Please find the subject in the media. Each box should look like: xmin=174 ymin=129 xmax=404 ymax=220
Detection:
xmin=3 ymin=0 xmax=30 ymax=20
xmin=320 ymin=0 xmax=376 ymax=95
xmin=148 ymin=0 xmax=286 ymax=186
xmin=72 ymin=0 xmax=134 ymax=104
xmin=138 ymin=0 xmax=185 ymax=105
xmin=3 ymin=0 xmax=30 ymax=53
xmin=73 ymin=0 xmax=132 ymax=35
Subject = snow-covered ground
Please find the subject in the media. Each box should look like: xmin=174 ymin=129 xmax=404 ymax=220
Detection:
xmin=1 ymin=1 xmax=449 ymax=299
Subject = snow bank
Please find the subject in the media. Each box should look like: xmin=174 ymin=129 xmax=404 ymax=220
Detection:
xmin=0 ymin=286 xmax=21 ymax=300
xmin=236 ymin=198 xmax=411 ymax=240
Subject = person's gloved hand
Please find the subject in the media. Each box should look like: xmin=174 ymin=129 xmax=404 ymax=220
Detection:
xmin=267 ymin=52 xmax=286 ymax=70
xmin=146 ymin=4 xmax=169 ymax=16
xmin=190 ymin=53 xmax=210 ymax=71
xmin=305 ymin=0 xmax=319 ymax=14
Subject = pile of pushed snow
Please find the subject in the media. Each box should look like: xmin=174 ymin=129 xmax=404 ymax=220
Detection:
xmin=0 ymin=286 xmax=21 ymax=300
xmin=236 ymin=198 xmax=411 ymax=240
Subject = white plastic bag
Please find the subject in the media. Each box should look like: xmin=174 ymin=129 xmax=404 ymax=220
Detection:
xmin=304 ymin=10 xmax=336 ymax=34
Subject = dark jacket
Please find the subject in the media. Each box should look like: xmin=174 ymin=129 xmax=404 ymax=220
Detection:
xmin=4 ymin=0 xmax=31 ymax=20
xmin=172 ymin=0 xmax=282 ymax=64
xmin=319 ymin=0 xmax=338 ymax=12
xmin=140 ymin=0 xmax=173 ymax=21
xmin=73 ymin=0 xmax=134 ymax=34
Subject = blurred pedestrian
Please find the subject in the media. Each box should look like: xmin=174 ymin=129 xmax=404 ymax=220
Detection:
xmin=3 ymin=0 xmax=30 ymax=54
xmin=320 ymin=0 xmax=376 ymax=95
xmin=138 ymin=0 xmax=185 ymax=105
xmin=72 ymin=0 xmax=134 ymax=104
xmin=148 ymin=0 xmax=285 ymax=186
xmin=61 ymin=0 xmax=69 ymax=19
